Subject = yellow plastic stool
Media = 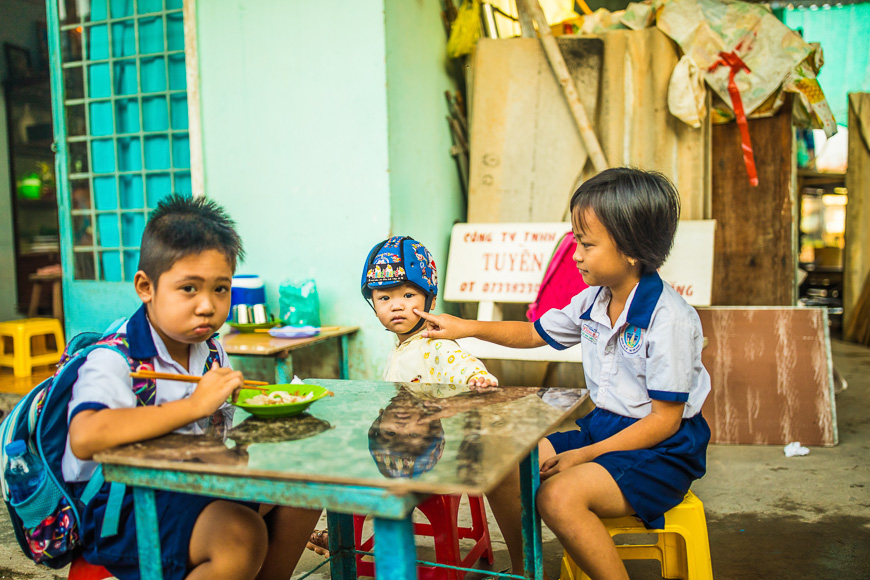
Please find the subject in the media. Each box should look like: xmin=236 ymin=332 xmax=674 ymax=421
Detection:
xmin=0 ymin=318 xmax=65 ymax=377
xmin=560 ymin=491 xmax=713 ymax=580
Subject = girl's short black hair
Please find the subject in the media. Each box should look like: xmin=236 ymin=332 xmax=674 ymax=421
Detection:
xmin=138 ymin=194 xmax=244 ymax=284
xmin=570 ymin=167 xmax=680 ymax=273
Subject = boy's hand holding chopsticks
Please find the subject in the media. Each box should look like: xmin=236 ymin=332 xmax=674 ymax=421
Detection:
xmin=129 ymin=367 xmax=271 ymax=409
xmin=188 ymin=363 xmax=245 ymax=413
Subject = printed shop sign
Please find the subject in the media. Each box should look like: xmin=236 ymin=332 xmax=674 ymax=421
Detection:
xmin=658 ymin=219 xmax=716 ymax=307
xmin=444 ymin=223 xmax=570 ymax=303
xmin=445 ymin=220 xmax=716 ymax=306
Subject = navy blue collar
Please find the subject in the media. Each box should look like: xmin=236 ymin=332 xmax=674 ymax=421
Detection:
xmin=126 ymin=304 xmax=159 ymax=360
xmin=578 ymin=272 xmax=664 ymax=329
xmin=579 ymin=288 xmax=603 ymax=321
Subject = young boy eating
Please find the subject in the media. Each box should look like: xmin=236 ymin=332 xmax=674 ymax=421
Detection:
xmin=63 ymin=194 xmax=320 ymax=580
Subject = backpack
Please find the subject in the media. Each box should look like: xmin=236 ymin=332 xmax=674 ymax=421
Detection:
xmin=526 ymin=232 xmax=589 ymax=322
xmin=0 ymin=321 xmax=222 ymax=569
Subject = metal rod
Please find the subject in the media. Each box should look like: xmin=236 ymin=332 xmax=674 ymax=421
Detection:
xmin=352 ymin=549 xmax=526 ymax=579
xmin=520 ymin=446 xmax=543 ymax=579
xmin=518 ymin=0 xmax=608 ymax=173
xmin=327 ymin=512 xmax=357 ymax=580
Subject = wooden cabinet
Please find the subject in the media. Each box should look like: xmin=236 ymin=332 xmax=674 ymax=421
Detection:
xmin=3 ymin=74 xmax=61 ymax=314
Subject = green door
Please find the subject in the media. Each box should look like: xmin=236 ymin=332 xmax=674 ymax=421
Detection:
xmin=47 ymin=0 xmax=192 ymax=336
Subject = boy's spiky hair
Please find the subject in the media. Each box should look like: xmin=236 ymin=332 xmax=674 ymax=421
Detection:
xmin=138 ymin=194 xmax=244 ymax=284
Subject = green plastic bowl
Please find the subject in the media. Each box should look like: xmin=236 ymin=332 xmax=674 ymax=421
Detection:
xmin=233 ymin=383 xmax=331 ymax=418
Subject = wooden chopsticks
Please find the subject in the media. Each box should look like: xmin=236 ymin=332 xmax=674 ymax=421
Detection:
xmin=129 ymin=370 xmax=271 ymax=391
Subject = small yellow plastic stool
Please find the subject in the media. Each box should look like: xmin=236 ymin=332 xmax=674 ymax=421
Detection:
xmin=560 ymin=491 xmax=713 ymax=580
xmin=0 ymin=318 xmax=65 ymax=377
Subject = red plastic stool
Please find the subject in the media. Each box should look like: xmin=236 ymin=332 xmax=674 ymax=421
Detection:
xmin=354 ymin=493 xmax=494 ymax=580
xmin=68 ymin=556 xmax=114 ymax=580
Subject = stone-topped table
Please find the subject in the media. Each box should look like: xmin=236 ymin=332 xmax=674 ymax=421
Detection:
xmin=95 ymin=379 xmax=588 ymax=580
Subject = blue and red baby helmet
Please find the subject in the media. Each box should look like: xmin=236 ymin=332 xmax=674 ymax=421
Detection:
xmin=361 ymin=236 xmax=438 ymax=308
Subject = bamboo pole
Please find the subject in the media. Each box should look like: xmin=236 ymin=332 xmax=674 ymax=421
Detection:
xmin=518 ymin=0 xmax=609 ymax=173
xmin=515 ymin=0 xmax=536 ymax=38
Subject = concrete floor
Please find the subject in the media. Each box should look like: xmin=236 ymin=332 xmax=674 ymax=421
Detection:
xmin=0 ymin=339 xmax=868 ymax=579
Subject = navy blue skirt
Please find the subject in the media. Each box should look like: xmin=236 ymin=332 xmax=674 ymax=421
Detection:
xmin=546 ymin=407 xmax=710 ymax=529
xmin=72 ymin=481 xmax=258 ymax=580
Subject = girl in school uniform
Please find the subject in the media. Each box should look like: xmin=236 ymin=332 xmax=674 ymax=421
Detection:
xmin=416 ymin=167 xmax=711 ymax=580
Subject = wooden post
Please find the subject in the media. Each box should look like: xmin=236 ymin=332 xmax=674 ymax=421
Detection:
xmin=518 ymin=0 xmax=609 ymax=173
xmin=710 ymin=95 xmax=796 ymax=306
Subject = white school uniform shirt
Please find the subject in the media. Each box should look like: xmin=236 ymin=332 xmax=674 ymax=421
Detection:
xmin=534 ymin=272 xmax=710 ymax=419
xmin=382 ymin=330 xmax=497 ymax=393
xmin=62 ymin=305 xmax=233 ymax=483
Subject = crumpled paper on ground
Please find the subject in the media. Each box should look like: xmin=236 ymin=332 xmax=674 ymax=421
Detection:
xmin=656 ymin=0 xmax=812 ymax=120
xmin=784 ymin=441 xmax=810 ymax=457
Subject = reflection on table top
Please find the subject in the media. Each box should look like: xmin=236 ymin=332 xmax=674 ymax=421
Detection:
xmin=222 ymin=326 xmax=359 ymax=356
xmin=95 ymin=379 xmax=589 ymax=496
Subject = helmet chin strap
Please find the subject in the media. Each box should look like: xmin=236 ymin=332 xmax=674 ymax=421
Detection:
xmin=408 ymin=294 xmax=435 ymax=334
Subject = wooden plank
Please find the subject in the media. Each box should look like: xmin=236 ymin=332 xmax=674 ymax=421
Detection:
xmin=710 ymin=95 xmax=796 ymax=306
xmin=519 ymin=0 xmax=608 ymax=172
xmin=468 ymin=37 xmax=603 ymax=222
xmin=697 ymin=307 xmax=836 ymax=446
xmin=592 ymin=27 xmax=710 ymax=220
xmin=468 ymin=31 xmax=710 ymax=224
xmin=845 ymin=93 xmax=870 ymax=335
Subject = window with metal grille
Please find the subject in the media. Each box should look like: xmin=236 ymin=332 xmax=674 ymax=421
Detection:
xmin=57 ymin=0 xmax=190 ymax=281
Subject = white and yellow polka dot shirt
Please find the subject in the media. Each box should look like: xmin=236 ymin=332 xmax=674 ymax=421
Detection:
xmin=382 ymin=331 xmax=497 ymax=395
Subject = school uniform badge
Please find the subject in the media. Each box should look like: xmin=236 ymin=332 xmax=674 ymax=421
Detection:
xmin=581 ymin=323 xmax=599 ymax=344
xmin=619 ymin=324 xmax=644 ymax=354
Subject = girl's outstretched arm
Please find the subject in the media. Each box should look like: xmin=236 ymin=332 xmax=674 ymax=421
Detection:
xmin=69 ymin=363 xmax=243 ymax=460
xmin=415 ymin=309 xmax=546 ymax=349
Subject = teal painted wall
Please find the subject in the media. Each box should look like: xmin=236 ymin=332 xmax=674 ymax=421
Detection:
xmin=783 ymin=4 xmax=870 ymax=127
xmin=384 ymin=0 xmax=464 ymax=317
xmin=196 ymin=1 xmax=392 ymax=379
xmin=196 ymin=0 xmax=464 ymax=379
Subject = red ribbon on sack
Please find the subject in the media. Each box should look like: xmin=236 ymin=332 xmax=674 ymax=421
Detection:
xmin=710 ymin=51 xmax=759 ymax=187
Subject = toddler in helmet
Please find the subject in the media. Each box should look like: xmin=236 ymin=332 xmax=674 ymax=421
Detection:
xmin=306 ymin=236 xmax=498 ymax=556
xmin=362 ymin=236 xmax=497 ymax=389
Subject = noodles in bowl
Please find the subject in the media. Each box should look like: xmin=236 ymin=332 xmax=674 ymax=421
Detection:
xmin=245 ymin=390 xmax=314 ymax=406
xmin=233 ymin=384 xmax=331 ymax=418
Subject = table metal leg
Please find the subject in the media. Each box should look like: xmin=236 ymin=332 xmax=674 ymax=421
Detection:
xmin=276 ymin=353 xmax=293 ymax=384
xmin=227 ymin=355 xmax=277 ymax=384
xmin=372 ymin=516 xmax=416 ymax=580
xmin=339 ymin=335 xmax=349 ymax=379
xmin=327 ymin=511 xmax=357 ymax=580
xmin=132 ymin=487 xmax=164 ymax=580
xmin=520 ymin=447 xmax=543 ymax=580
